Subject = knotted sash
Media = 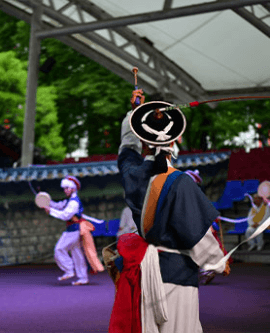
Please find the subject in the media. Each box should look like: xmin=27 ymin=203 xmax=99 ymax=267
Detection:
xmin=70 ymin=216 xmax=104 ymax=272
xmin=80 ymin=220 xmax=104 ymax=272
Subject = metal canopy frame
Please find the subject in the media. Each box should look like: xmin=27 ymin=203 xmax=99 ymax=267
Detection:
xmin=0 ymin=0 xmax=270 ymax=166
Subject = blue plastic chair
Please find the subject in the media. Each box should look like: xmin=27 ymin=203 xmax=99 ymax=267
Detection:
xmin=227 ymin=221 xmax=248 ymax=244
xmin=225 ymin=181 xmax=246 ymax=202
xmin=212 ymin=181 xmax=246 ymax=210
xmin=212 ymin=195 xmax=233 ymax=210
xmin=105 ymin=219 xmax=120 ymax=237
xmin=92 ymin=222 xmax=106 ymax=237
xmin=242 ymin=179 xmax=259 ymax=194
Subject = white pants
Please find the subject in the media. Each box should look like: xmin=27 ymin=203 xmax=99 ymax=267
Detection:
xmin=245 ymin=226 xmax=264 ymax=248
xmin=158 ymin=284 xmax=203 ymax=333
xmin=54 ymin=230 xmax=88 ymax=279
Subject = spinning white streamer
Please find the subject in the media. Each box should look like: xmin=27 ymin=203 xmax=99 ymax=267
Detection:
xmin=204 ymin=216 xmax=270 ymax=271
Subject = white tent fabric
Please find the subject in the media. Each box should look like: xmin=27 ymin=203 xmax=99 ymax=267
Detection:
xmin=89 ymin=0 xmax=270 ymax=91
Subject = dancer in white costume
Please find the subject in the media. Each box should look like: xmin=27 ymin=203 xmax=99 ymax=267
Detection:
xmin=246 ymin=184 xmax=270 ymax=251
xmin=44 ymin=176 xmax=89 ymax=285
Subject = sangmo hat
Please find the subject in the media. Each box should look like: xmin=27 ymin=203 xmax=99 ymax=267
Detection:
xmin=61 ymin=175 xmax=81 ymax=191
xmin=129 ymin=101 xmax=186 ymax=146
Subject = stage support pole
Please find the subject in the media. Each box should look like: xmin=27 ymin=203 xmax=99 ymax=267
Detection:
xmin=21 ymin=5 xmax=42 ymax=167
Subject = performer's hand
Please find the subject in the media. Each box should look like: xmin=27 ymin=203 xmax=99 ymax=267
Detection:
xmin=43 ymin=206 xmax=50 ymax=215
xmin=130 ymin=89 xmax=145 ymax=110
xmin=223 ymin=260 xmax=231 ymax=276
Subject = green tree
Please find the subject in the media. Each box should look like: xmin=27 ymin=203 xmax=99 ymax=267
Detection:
xmin=54 ymin=66 xmax=135 ymax=155
xmin=0 ymin=51 xmax=66 ymax=160
xmin=0 ymin=12 xmax=138 ymax=155
xmin=181 ymin=99 xmax=270 ymax=151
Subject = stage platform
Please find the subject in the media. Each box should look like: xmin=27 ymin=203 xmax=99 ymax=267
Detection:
xmin=0 ymin=262 xmax=269 ymax=333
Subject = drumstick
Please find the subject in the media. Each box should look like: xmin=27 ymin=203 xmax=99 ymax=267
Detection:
xmin=132 ymin=67 xmax=141 ymax=106
xmin=131 ymin=67 xmax=162 ymax=118
xmin=28 ymin=180 xmax=37 ymax=196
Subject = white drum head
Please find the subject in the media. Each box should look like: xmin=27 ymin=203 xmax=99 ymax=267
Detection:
xmin=35 ymin=192 xmax=51 ymax=208
xmin=258 ymin=181 xmax=270 ymax=200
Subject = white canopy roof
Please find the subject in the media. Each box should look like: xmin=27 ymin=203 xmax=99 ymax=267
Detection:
xmin=2 ymin=0 xmax=270 ymax=103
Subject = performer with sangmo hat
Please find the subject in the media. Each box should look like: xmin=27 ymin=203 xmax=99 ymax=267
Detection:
xmin=41 ymin=175 xmax=104 ymax=285
xmin=108 ymin=89 xmax=229 ymax=333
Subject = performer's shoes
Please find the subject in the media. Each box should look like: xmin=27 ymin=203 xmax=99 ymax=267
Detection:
xmin=58 ymin=273 xmax=75 ymax=281
xmin=257 ymin=245 xmax=263 ymax=251
xmin=72 ymin=279 xmax=89 ymax=286
xmin=90 ymin=269 xmax=98 ymax=275
xmin=248 ymin=244 xmax=256 ymax=251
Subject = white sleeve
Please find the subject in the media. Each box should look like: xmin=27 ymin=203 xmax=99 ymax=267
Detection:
xmin=49 ymin=199 xmax=68 ymax=210
xmin=185 ymin=227 xmax=226 ymax=274
xmin=117 ymin=208 xmax=129 ymax=237
xmin=118 ymin=111 xmax=142 ymax=155
xmin=117 ymin=207 xmax=138 ymax=237
xmin=49 ymin=200 xmax=79 ymax=221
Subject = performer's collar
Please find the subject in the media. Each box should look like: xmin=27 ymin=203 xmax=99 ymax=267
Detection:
xmin=144 ymin=156 xmax=173 ymax=167
xmin=70 ymin=191 xmax=77 ymax=198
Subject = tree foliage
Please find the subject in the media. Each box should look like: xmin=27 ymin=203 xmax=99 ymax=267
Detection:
xmin=182 ymin=99 xmax=270 ymax=150
xmin=0 ymin=12 xmax=136 ymax=156
xmin=0 ymin=50 xmax=66 ymax=160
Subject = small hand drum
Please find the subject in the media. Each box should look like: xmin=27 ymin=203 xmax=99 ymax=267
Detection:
xmin=258 ymin=181 xmax=270 ymax=201
xmin=35 ymin=192 xmax=51 ymax=208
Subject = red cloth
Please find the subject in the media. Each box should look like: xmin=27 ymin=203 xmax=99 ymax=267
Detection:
xmin=109 ymin=234 xmax=148 ymax=333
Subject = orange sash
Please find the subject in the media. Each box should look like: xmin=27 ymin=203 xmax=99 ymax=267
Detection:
xmin=80 ymin=220 xmax=105 ymax=272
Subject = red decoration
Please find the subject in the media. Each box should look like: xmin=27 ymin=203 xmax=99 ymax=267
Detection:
xmin=109 ymin=234 xmax=148 ymax=333
xmin=189 ymin=101 xmax=199 ymax=107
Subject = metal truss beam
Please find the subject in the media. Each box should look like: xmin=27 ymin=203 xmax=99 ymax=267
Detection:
xmin=0 ymin=1 xmax=156 ymax=95
xmin=163 ymin=0 xmax=173 ymax=11
xmin=69 ymin=0 xmax=205 ymax=99
xmin=1 ymin=0 xmax=270 ymax=103
xmin=7 ymin=0 xmax=205 ymax=102
xmin=206 ymin=86 xmax=270 ymax=99
xmin=35 ymin=0 xmax=270 ymax=39
xmin=0 ymin=0 xmax=32 ymax=22
xmin=233 ymin=5 xmax=270 ymax=38
xmin=262 ymin=3 xmax=270 ymax=10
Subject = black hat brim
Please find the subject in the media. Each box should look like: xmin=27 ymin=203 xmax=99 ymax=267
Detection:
xmin=129 ymin=101 xmax=186 ymax=145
